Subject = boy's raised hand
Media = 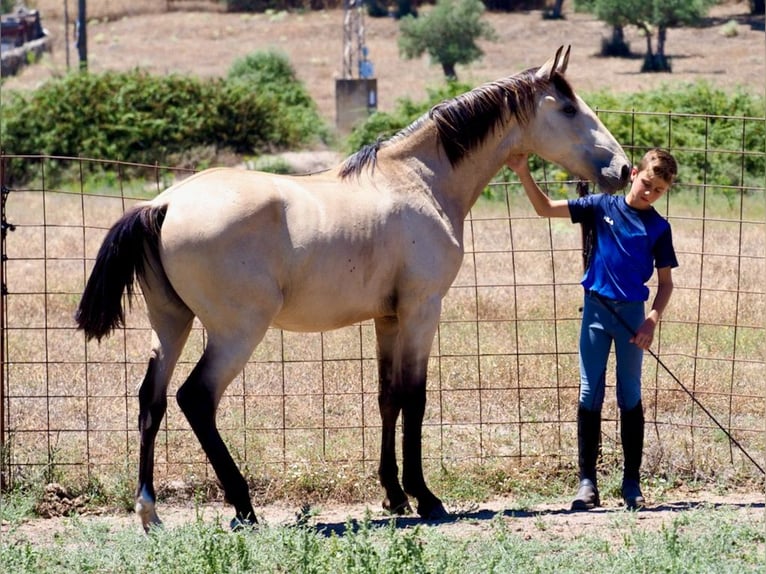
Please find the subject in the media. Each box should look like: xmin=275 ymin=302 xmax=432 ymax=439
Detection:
xmin=506 ymin=153 xmax=530 ymax=174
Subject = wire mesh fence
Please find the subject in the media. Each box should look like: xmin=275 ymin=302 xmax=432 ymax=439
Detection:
xmin=1 ymin=109 xmax=764 ymax=496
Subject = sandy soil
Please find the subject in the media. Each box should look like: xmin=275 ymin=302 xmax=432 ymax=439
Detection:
xmin=5 ymin=488 xmax=765 ymax=545
xmin=3 ymin=1 xmax=764 ymax=128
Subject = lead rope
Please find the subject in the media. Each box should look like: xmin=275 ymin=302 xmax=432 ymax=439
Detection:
xmin=576 ymin=181 xmax=764 ymax=476
xmin=592 ymin=289 xmax=765 ymax=476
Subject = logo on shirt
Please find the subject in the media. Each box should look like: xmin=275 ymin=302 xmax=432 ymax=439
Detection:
xmin=603 ymin=216 xmax=614 ymax=226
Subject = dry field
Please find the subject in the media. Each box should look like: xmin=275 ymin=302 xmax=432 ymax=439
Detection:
xmin=4 ymin=1 xmax=764 ymax=129
xmin=3 ymin=171 xmax=764 ymax=541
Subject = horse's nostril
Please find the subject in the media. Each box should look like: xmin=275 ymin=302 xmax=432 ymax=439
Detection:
xmin=621 ymin=164 xmax=631 ymax=181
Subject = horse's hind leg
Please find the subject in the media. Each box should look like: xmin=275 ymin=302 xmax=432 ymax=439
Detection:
xmin=176 ymin=327 xmax=269 ymax=529
xmin=135 ymin=311 xmax=194 ymax=532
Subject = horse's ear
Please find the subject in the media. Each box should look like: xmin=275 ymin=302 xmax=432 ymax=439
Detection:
xmin=536 ymin=45 xmax=564 ymax=80
xmin=558 ymin=45 xmax=571 ymax=76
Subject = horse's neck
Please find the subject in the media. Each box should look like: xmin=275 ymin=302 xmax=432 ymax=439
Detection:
xmin=380 ymin=125 xmax=507 ymax=226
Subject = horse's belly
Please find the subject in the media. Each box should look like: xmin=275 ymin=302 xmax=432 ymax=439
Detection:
xmin=273 ymin=290 xmax=388 ymax=332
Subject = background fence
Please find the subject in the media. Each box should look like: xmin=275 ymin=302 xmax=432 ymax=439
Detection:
xmin=1 ymin=109 xmax=764 ymax=500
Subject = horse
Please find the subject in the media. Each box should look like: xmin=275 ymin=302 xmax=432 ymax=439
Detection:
xmin=76 ymin=46 xmax=631 ymax=532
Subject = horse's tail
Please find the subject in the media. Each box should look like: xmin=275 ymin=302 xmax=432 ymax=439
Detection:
xmin=75 ymin=203 xmax=170 ymax=342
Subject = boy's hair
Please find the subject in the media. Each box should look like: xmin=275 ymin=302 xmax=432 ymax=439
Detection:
xmin=637 ymin=148 xmax=678 ymax=183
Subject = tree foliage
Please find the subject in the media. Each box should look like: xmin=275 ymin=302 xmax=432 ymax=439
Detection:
xmin=575 ymin=0 xmax=716 ymax=71
xmin=397 ymin=0 xmax=498 ymax=81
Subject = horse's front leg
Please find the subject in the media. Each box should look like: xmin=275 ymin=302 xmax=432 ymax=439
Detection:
xmin=400 ymin=366 xmax=447 ymax=519
xmin=375 ymin=317 xmax=411 ymax=515
xmin=399 ymin=300 xmax=447 ymax=520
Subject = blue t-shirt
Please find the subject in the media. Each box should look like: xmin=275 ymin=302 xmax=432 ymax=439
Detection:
xmin=568 ymin=194 xmax=678 ymax=302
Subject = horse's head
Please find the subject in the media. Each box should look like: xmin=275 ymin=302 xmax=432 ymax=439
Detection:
xmin=519 ymin=46 xmax=631 ymax=193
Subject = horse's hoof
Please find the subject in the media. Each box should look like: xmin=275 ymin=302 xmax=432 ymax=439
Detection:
xmin=383 ymin=498 xmax=413 ymax=516
xmin=230 ymin=516 xmax=257 ymax=531
xmin=418 ymin=501 xmax=448 ymax=521
xmin=135 ymin=497 xmax=163 ymax=533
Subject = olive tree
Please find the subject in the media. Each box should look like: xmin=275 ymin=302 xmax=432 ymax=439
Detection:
xmin=397 ymin=0 xmax=498 ymax=81
xmin=576 ymin=0 xmax=716 ymax=72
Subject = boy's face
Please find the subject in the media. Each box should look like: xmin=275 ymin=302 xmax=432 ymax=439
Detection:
xmin=626 ymin=165 xmax=671 ymax=210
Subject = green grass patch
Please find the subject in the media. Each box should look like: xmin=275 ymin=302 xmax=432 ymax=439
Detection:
xmin=2 ymin=500 xmax=764 ymax=573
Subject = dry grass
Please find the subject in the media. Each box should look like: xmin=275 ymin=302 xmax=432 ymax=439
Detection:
xmin=3 ymin=0 xmax=764 ymax=502
xmin=3 ymin=157 xmax=764 ymax=504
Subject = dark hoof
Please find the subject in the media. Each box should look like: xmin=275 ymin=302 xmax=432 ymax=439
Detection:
xmin=383 ymin=497 xmax=413 ymax=516
xmin=230 ymin=516 xmax=258 ymax=531
xmin=417 ymin=500 xmax=448 ymax=521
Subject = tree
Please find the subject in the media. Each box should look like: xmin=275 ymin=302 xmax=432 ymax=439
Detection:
xmin=576 ymin=0 xmax=715 ymax=72
xmin=398 ymin=0 xmax=498 ymax=81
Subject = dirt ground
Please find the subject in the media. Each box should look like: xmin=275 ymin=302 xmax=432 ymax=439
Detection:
xmin=3 ymin=1 xmax=764 ymax=129
xmin=2 ymin=0 xmax=764 ymax=543
xmin=5 ymin=487 xmax=765 ymax=544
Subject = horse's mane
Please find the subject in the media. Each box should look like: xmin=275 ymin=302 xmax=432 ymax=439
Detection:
xmin=339 ymin=70 xmax=575 ymax=180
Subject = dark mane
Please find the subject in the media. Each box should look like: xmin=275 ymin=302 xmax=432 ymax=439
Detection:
xmin=339 ymin=70 xmax=571 ymax=180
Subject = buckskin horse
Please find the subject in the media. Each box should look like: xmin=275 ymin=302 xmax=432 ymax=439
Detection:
xmin=76 ymin=46 xmax=631 ymax=531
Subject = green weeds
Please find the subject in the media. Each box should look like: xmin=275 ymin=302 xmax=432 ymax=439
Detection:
xmin=2 ymin=500 xmax=763 ymax=573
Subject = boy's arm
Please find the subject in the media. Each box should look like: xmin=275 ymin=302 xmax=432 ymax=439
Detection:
xmin=631 ymin=266 xmax=674 ymax=350
xmin=506 ymin=154 xmax=571 ymax=218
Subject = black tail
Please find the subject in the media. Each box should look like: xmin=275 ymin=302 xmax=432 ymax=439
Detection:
xmin=75 ymin=204 xmax=168 ymax=341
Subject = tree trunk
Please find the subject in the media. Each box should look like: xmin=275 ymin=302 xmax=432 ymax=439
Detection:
xmin=646 ymin=25 xmax=671 ymax=72
xmin=442 ymin=61 xmax=458 ymax=81
xmin=657 ymin=25 xmax=666 ymax=60
xmin=642 ymin=24 xmax=653 ymax=61
xmin=639 ymin=22 xmax=668 ymax=73
xmin=601 ymin=24 xmax=630 ymax=57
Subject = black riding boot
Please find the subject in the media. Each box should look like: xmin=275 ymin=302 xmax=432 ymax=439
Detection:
xmin=620 ymin=401 xmax=645 ymax=510
xmin=571 ymin=406 xmax=601 ymax=511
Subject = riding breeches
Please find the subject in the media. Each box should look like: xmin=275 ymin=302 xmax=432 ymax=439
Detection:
xmin=578 ymin=291 xmax=645 ymax=412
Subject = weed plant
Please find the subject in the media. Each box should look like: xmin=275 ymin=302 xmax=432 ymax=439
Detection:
xmin=1 ymin=495 xmax=764 ymax=573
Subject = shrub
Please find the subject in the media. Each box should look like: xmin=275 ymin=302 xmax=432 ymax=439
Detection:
xmin=227 ymin=49 xmax=330 ymax=146
xmin=0 ymin=64 xmax=330 ymax=184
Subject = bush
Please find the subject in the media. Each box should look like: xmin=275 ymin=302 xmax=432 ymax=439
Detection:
xmin=587 ymin=82 xmax=765 ymax=189
xmin=1 ymin=62 xmax=330 ymax=184
xmin=223 ymin=0 xmax=342 ymax=11
xmin=227 ymin=49 xmax=331 ymax=149
xmin=345 ymin=80 xmax=471 ymax=153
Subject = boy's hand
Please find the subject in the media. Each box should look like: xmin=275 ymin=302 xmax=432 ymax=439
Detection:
xmin=630 ymin=319 xmax=656 ymax=350
xmin=506 ymin=153 xmax=529 ymax=174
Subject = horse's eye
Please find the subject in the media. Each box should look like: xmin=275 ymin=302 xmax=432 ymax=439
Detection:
xmin=562 ymin=104 xmax=577 ymax=117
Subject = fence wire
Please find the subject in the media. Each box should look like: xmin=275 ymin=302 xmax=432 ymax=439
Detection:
xmin=1 ymin=110 xmax=764 ymax=494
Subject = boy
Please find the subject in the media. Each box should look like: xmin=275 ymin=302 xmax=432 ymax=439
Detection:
xmin=507 ymin=148 xmax=678 ymax=510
